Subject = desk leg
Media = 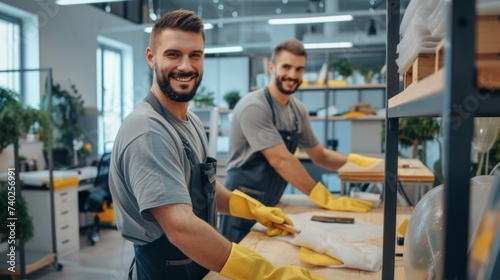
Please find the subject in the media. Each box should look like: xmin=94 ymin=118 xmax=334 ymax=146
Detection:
xmin=340 ymin=180 xmax=345 ymax=196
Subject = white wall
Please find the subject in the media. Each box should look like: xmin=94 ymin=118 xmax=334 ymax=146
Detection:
xmin=1 ymin=0 xmax=149 ymax=109
xmin=201 ymin=57 xmax=249 ymax=108
xmin=0 ymin=0 xmax=150 ymax=163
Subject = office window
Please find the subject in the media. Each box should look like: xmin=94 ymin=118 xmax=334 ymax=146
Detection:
xmin=97 ymin=44 xmax=123 ymax=154
xmin=0 ymin=12 xmax=21 ymax=96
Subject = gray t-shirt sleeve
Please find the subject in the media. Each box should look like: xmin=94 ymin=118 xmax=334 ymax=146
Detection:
xmin=123 ymin=130 xmax=192 ymax=221
xmin=239 ymin=104 xmax=284 ymax=152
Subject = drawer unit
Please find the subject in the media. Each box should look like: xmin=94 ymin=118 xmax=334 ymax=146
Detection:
xmin=24 ymin=185 xmax=80 ymax=257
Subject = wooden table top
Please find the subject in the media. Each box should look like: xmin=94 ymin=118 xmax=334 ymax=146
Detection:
xmin=338 ymin=158 xmax=435 ymax=182
xmin=205 ymin=194 xmax=412 ymax=280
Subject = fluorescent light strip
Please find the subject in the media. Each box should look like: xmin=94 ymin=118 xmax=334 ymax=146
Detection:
xmin=268 ymin=15 xmax=353 ymax=25
xmin=56 ymin=0 xmax=126 ymax=5
xmin=144 ymin=23 xmax=213 ymax=33
xmin=303 ymin=42 xmax=353 ymax=49
xmin=204 ymin=46 xmax=243 ymax=54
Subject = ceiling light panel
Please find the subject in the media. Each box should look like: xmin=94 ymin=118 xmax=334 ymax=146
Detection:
xmin=56 ymin=0 xmax=127 ymax=5
xmin=268 ymin=15 xmax=353 ymax=25
xmin=204 ymin=46 xmax=243 ymax=54
xmin=303 ymin=42 xmax=353 ymax=49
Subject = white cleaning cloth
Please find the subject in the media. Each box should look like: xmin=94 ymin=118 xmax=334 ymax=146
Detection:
xmin=253 ymin=212 xmax=383 ymax=242
xmin=292 ymin=226 xmax=382 ymax=272
xmin=252 ymin=212 xmax=383 ymax=271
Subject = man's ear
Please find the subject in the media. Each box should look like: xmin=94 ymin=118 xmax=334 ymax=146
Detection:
xmin=146 ymin=47 xmax=155 ymax=69
xmin=268 ymin=62 xmax=274 ymax=75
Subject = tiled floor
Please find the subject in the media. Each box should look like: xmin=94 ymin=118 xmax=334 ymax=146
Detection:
xmin=3 ymin=229 xmax=134 ymax=280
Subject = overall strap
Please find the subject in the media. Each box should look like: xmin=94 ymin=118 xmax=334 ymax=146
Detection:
xmin=144 ymin=92 xmax=190 ymax=143
xmin=264 ymin=87 xmax=299 ymax=131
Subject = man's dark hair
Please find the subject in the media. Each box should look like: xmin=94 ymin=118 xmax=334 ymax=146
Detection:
xmin=270 ymin=39 xmax=307 ymax=63
xmin=149 ymin=9 xmax=205 ymax=50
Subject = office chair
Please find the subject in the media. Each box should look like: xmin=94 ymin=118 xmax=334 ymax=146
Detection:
xmin=79 ymin=152 xmax=114 ymax=245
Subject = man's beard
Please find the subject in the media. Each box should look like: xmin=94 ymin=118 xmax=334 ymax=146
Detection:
xmin=156 ymin=67 xmax=202 ymax=102
xmin=274 ymin=75 xmax=301 ymax=95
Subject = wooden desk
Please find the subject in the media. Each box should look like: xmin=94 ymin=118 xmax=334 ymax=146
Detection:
xmin=338 ymin=158 xmax=435 ymax=196
xmin=205 ymin=194 xmax=412 ymax=280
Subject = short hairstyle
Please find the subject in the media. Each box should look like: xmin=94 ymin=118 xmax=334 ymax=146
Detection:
xmin=270 ymin=39 xmax=307 ymax=63
xmin=149 ymin=9 xmax=205 ymax=50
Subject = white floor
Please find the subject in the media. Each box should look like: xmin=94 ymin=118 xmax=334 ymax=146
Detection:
xmin=4 ymin=229 xmax=135 ymax=280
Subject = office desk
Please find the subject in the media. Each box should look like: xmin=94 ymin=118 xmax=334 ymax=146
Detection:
xmin=205 ymin=194 xmax=412 ymax=280
xmin=338 ymin=158 xmax=435 ymax=197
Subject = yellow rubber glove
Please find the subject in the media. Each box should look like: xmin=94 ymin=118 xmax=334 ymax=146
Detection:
xmin=299 ymin=247 xmax=343 ymax=266
xmin=347 ymin=153 xmax=382 ymax=168
xmin=229 ymin=190 xmax=294 ymax=236
xmin=308 ymin=182 xmax=372 ymax=212
xmin=220 ymin=243 xmax=326 ymax=280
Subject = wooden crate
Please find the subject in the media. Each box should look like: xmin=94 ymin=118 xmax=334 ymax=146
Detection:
xmin=435 ymin=39 xmax=445 ymax=72
xmin=435 ymin=15 xmax=500 ymax=88
xmin=404 ymin=53 xmax=436 ymax=88
xmin=477 ymin=15 xmax=500 ymax=88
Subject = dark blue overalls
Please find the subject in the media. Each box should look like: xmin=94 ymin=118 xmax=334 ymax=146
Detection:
xmin=130 ymin=93 xmax=217 ymax=279
xmin=219 ymin=88 xmax=302 ymax=243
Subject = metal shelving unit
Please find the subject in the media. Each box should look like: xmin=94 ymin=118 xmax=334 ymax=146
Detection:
xmin=191 ymin=107 xmax=233 ymax=183
xmin=0 ymin=68 xmax=62 ymax=279
xmin=296 ymin=83 xmax=386 ymax=151
xmin=382 ymin=0 xmax=500 ymax=279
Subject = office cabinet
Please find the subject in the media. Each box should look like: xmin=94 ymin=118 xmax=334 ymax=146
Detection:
xmin=24 ymin=186 xmax=80 ymax=258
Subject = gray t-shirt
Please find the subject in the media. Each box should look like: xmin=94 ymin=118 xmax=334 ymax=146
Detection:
xmin=109 ymin=100 xmax=207 ymax=245
xmin=226 ymin=88 xmax=319 ymax=171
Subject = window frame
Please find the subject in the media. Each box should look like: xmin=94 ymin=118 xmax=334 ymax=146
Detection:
xmin=97 ymin=43 xmax=124 ymax=154
xmin=0 ymin=11 xmax=23 ymax=103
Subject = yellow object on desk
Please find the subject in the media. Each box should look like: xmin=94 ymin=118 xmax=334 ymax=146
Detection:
xmin=42 ymin=177 xmax=80 ymax=190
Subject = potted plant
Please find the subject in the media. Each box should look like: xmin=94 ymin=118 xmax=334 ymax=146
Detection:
xmin=358 ymin=66 xmax=373 ymax=84
xmin=0 ymin=189 xmax=34 ymax=244
xmin=398 ymin=117 xmax=440 ymax=165
xmin=331 ymin=58 xmax=353 ymax=81
xmin=371 ymin=65 xmax=383 ymax=83
xmin=0 ymin=86 xmax=49 ymax=244
xmin=223 ymin=90 xmax=241 ymax=109
xmin=193 ymin=86 xmax=215 ymax=108
xmin=41 ymin=82 xmax=85 ymax=160
xmin=0 ymin=87 xmax=52 ymax=154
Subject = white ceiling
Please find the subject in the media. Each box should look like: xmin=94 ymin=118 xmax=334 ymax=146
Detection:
xmin=101 ymin=0 xmax=410 ymax=67
xmin=147 ymin=0 xmax=409 ymax=63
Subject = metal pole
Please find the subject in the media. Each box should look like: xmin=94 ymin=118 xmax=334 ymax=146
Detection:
xmin=382 ymin=0 xmax=400 ymax=279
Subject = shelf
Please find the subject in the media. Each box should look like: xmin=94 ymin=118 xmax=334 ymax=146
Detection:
xmin=0 ymin=252 xmax=56 ymax=275
xmin=387 ymin=68 xmax=500 ymax=118
xmin=310 ymin=115 xmax=385 ymax=121
xmin=388 ymin=69 xmax=444 ymax=118
xmin=250 ymin=83 xmax=386 ymax=91
xmin=299 ymin=84 xmax=386 ymax=91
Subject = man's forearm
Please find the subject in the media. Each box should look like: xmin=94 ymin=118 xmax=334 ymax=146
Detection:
xmin=151 ymin=204 xmax=232 ymax=272
xmin=270 ymin=154 xmax=316 ymax=195
xmin=216 ymin=180 xmax=231 ymax=215
xmin=311 ymin=149 xmax=347 ymax=171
